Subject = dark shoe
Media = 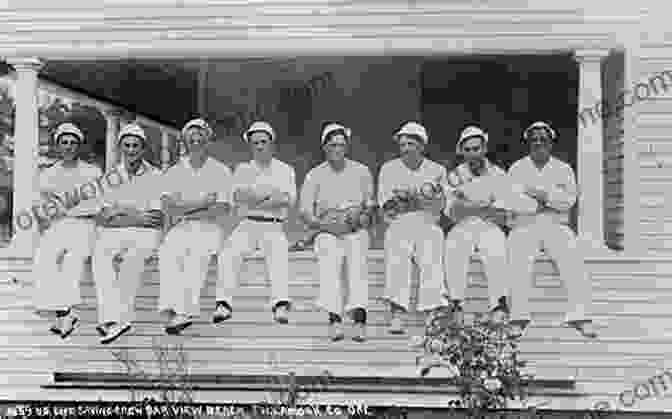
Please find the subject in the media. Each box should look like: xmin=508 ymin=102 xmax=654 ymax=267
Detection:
xmin=328 ymin=312 xmax=344 ymax=341
xmin=349 ymin=308 xmax=367 ymax=342
xmin=489 ymin=297 xmax=510 ymax=324
xmin=351 ymin=322 xmax=366 ymax=343
xmin=212 ymin=301 xmax=232 ymax=325
xmin=100 ymin=322 xmax=131 ymax=345
xmin=329 ymin=322 xmax=345 ymax=342
xmin=565 ymin=319 xmax=598 ymax=339
xmin=273 ymin=302 xmax=290 ymax=324
xmin=509 ymin=319 xmax=531 ymax=338
xmin=96 ymin=321 xmax=115 ymax=337
xmin=50 ymin=308 xmax=79 ymax=339
xmin=165 ymin=314 xmax=194 ymax=335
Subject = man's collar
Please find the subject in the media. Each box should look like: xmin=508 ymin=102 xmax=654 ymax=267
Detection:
xmin=252 ymin=157 xmax=274 ymax=170
xmin=460 ymin=158 xmax=493 ymax=175
xmin=526 ymin=155 xmax=554 ymax=170
xmin=400 ymin=156 xmax=424 ymax=171
xmin=120 ymin=159 xmax=150 ymax=175
xmin=326 ymin=158 xmax=349 ymax=172
xmin=183 ymin=155 xmax=210 ymax=170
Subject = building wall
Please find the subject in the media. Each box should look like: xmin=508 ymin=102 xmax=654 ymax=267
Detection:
xmin=635 ymin=43 xmax=672 ymax=254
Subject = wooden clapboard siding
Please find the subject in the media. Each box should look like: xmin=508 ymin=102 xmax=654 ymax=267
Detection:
xmin=636 ymin=45 xmax=672 ymax=254
xmin=1 ymin=254 xmax=672 ymax=411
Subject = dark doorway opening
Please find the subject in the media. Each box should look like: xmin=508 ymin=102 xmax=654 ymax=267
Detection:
xmin=420 ymin=55 xmax=579 ymax=172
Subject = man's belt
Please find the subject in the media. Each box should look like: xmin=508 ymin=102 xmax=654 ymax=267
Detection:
xmin=247 ymin=215 xmax=284 ymax=223
xmin=98 ymin=209 xmax=166 ymax=230
xmin=101 ymin=224 xmax=164 ymax=230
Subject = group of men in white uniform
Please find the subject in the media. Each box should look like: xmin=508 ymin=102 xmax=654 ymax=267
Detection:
xmin=31 ymin=116 xmax=596 ymax=347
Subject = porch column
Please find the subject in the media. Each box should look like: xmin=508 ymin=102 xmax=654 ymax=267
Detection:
xmin=104 ymin=108 xmax=122 ymax=171
xmin=574 ymin=49 xmax=611 ymax=253
xmin=7 ymin=58 xmax=43 ymax=256
xmin=160 ymin=129 xmax=171 ymax=170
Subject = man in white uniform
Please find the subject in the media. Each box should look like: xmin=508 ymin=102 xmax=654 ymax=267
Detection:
xmin=91 ymin=123 xmax=164 ymax=344
xmin=32 ymin=122 xmax=103 ymax=338
xmin=216 ymin=121 xmax=296 ymax=325
xmin=507 ymin=121 xmax=597 ymax=338
xmin=378 ymin=121 xmax=447 ymax=334
xmin=157 ymin=118 xmax=234 ymax=335
xmin=443 ymin=126 xmax=510 ymax=323
xmin=299 ymin=122 xmax=374 ymax=342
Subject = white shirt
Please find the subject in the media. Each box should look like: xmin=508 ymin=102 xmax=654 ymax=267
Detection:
xmin=159 ymin=156 xmax=233 ymax=204
xmin=300 ymin=159 xmax=374 ymax=216
xmin=38 ymin=160 xmax=103 ymax=196
xmin=38 ymin=160 xmax=103 ymax=216
xmin=377 ymin=157 xmax=447 ymax=224
xmin=443 ymin=159 xmax=508 ymax=226
xmin=232 ymin=157 xmax=297 ymax=220
xmin=507 ymin=155 xmax=578 ymax=228
xmin=67 ymin=159 xmax=162 ymax=216
xmin=103 ymin=159 xmax=163 ymax=211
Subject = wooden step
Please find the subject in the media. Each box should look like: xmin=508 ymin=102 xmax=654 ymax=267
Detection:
xmin=2 ymin=335 xmax=671 ymax=358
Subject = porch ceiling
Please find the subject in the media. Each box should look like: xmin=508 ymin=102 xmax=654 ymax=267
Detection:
xmin=32 ymin=58 xmax=330 ymax=128
xmin=37 ymin=59 xmax=200 ymax=128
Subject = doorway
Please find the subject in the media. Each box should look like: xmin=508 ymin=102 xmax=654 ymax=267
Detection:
xmin=420 ymin=55 xmax=579 ymax=171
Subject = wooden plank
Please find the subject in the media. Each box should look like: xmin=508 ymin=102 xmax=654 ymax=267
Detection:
xmin=2 ymin=335 xmax=672 ymax=358
xmin=0 ymin=361 xmax=646 ymax=383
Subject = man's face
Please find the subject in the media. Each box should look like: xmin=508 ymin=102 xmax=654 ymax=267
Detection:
xmin=527 ymin=128 xmax=553 ymax=161
xmin=184 ymin=127 xmax=208 ymax=154
xmin=249 ymin=131 xmax=274 ymax=160
xmin=56 ymin=133 xmax=81 ymax=161
xmin=460 ymin=136 xmax=486 ymax=163
xmin=323 ymin=133 xmax=348 ymax=163
xmin=398 ymin=135 xmax=424 ymax=160
xmin=119 ymin=135 xmax=145 ymax=164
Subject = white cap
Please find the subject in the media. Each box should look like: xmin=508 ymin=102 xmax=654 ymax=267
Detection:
xmin=523 ymin=121 xmax=557 ymax=142
xmin=118 ymin=123 xmax=147 ymax=144
xmin=321 ymin=122 xmax=352 ymax=145
xmin=456 ymin=126 xmax=489 ymax=154
xmin=394 ymin=121 xmax=428 ymax=145
xmin=243 ymin=121 xmax=276 ymax=143
xmin=53 ymin=122 xmax=84 ymax=144
xmin=182 ymin=118 xmax=213 ymax=140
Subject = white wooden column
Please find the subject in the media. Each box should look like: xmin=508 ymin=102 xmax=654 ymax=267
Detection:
xmin=104 ymin=108 xmax=122 ymax=171
xmin=160 ymin=129 xmax=171 ymax=170
xmin=574 ymin=49 xmax=611 ymax=253
xmin=7 ymin=58 xmax=43 ymax=256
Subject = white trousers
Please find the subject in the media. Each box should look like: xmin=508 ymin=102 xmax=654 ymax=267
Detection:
xmin=158 ymin=221 xmax=223 ymax=317
xmin=217 ymin=219 xmax=290 ymax=309
xmin=314 ymin=230 xmax=370 ymax=316
xmin=32 ymin=217 xmax=97 ymax=313
xmin=383 ymin=216 xmax=445 ymax=312
xmin=444 ymin=217 xmax=508 ymax=309
xmin=93 ymin=227 xmax=162 ymax=325
xmin=508 ymin=219 xmax=591 ymax=323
